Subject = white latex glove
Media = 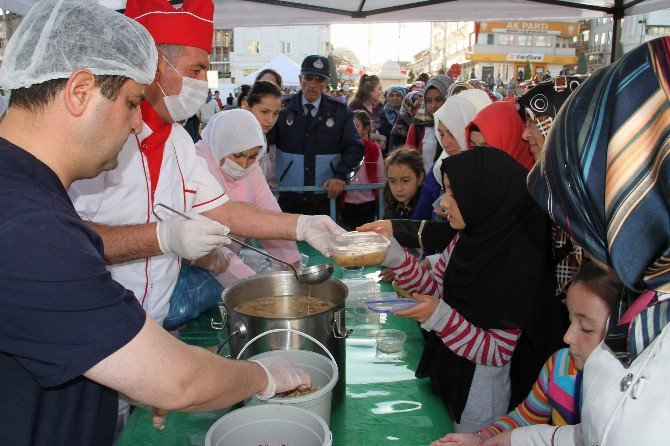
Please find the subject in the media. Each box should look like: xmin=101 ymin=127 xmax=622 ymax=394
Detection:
xmin=381 ymin=235 xmax=406 ymax=268
xmin=295 ymin=215 xmax=345 ymax=257
xmin=156 ymin=211 xmax=231 ymax=260
xmin=250 ymin=354 xmax=311 ymax=400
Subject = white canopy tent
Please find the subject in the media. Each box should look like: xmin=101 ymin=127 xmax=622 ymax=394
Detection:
xmin=2 ymin=0 xmax=669 ymax=62
xmin=2 ymin=0 xmax=669 ymax=22
xmin=240 ymin=53 xmax=301 ymax=85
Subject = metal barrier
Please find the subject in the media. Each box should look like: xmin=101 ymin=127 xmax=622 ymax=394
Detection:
xmin=271 ymin=183 xmax=385 ymax=221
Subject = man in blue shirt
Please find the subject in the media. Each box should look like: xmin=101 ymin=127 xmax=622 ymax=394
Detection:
xmin=0 ymin=1 xmax=308 ymax=445
xmin=268 ymin=55 xmax=364 ymax=215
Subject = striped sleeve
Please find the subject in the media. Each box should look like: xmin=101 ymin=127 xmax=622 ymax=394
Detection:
xmin=391 ymin=253 xmax=441 ymax=297
xmin=479 ymin=351 xmax=557 ymax=438
xmin=390 ymin=235 xmax=458 ymax=297
xmin=425 ymin=303 xmax=521 ymax=366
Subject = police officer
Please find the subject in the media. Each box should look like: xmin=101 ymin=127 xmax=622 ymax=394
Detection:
xmin=268 ymin=55 xmax=364 ymax=215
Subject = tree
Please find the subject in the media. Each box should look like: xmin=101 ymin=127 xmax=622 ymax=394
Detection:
xmin=577 ymin=50 xmax=588 ymax=75
xmin=447 ymin=63 xmax=462 ymax=79
xmin=407 ymin=69 xmax=415 ymax=83
xmin=523 ymin=60 xmax=532 ymax=80
xmin=327 ymin=55 xmax=338 ymax=89
xmin=438 ymin=67 xmax=446 ymax=75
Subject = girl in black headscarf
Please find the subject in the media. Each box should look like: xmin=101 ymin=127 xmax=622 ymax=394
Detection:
xmin=379 ymin=146 xmax=562 ymax=432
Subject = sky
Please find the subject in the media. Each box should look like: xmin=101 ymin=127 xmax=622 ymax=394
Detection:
xmin=331 ymin=23 xmax=431 ymax=67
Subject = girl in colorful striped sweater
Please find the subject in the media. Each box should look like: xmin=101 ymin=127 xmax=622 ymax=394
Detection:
xmin=429 ymin=259 xmax=621 ymax=446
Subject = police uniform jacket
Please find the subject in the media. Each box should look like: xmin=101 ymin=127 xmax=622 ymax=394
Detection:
xmin=267 ymin=92 xmax=364 ymax=188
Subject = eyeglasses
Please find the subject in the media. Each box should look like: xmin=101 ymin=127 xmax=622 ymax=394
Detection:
xmin=302 ymin=74 xmax=327 ymax=83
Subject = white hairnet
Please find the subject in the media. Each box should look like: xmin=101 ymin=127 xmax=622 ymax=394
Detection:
xmin=433 ymin=89 xmax=491 ymax=185
xmin=200 ymin=109 xmax=267 ymax=162
xmin=0 ymin=0 xmax=158 ymax=91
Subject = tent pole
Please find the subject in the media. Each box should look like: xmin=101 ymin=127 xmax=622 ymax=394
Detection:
xmin=610 ymin=0 xmax=624 ymax=64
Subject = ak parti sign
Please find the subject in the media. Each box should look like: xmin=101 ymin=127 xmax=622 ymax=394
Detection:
xmin=479 ymin=21 xmax=579 ymax=37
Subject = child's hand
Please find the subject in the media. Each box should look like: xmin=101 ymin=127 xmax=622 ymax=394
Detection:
xmin=483 ymin=430 xmax=511 ymax=446
xmin=394 ymin=293 xmax=440 ymax=323
xmin=430 ymin=432 xmax=482 ymax=446
xmin=357 ymin=220 xmax=392 ymax=236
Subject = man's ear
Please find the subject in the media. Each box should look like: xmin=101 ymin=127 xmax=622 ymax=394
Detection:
xmin=63 ymin=69 xmax=96 ymax=117
xmin=154 ymin=54 xmax=168 ymax=84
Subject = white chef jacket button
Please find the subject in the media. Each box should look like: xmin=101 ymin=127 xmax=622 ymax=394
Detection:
xmin=620 ymin=373 xmax=634 ymax=391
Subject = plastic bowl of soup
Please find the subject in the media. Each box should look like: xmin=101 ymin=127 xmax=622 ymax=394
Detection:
xmin=330 ymin=232 xmax=390 ymax=268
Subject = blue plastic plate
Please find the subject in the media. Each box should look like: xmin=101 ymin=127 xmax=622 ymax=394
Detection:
xmin=364 ymin=299 xmax=418 ymax=314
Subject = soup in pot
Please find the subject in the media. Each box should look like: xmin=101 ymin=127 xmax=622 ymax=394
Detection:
xmin=234 ymin=296 xmax=335 ymax=318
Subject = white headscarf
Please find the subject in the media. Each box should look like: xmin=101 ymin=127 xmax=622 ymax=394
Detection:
xmin=432 ymin=89 xmax=491 ymax=185
xmin=200 ymin=109 xmax=267 ymax=163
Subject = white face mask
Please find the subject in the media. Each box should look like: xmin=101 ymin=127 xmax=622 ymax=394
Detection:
xmin=221 ymin=158 xmax=256 ymax=180
xmin=158 ymin=55 xmax=208 ymax=123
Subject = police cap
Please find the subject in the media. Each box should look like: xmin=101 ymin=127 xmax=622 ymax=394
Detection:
xmin=301 ymin=55 xmax=330 ymax=80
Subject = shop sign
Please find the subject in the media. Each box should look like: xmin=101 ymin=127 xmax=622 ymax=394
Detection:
xmin=507 ymin=53 xmax=545 ymax=62
xmin=480 ymin=21 xmax=578 ymax=37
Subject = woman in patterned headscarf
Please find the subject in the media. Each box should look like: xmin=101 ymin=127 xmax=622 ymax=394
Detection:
xmin=517 ymin=76 xmax=586 ymax=300
xmin=389 ymin=90 xmax=423 ymax=151
xmin=378 ymin=85 xmax=406 ymax=155
xmin=522 ymin=37 xmax=670 ymax=446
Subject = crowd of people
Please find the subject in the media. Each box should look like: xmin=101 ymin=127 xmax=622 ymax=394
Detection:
xmin=0 ymin=0 xmax=668 ymax=445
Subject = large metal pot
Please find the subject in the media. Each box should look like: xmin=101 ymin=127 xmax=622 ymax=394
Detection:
xmin=221 ymin=271 xmax=351 ymax=398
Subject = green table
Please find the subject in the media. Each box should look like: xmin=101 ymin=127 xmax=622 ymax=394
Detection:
xmin=116 ymin=243 xmax=454 ymax=445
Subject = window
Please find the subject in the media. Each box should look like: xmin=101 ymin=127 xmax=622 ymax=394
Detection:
xmin=487 ymin=34 xmax=494 ymax=45
xmin=600 ymin=33 xmax=606 ymax=45
xmin=281 ymin=41 xmax=292 ymax=54
xmin=223 ymin=31 xmax=232 ymax=47
xmin=648 ymin=26 xmax=670 ymax=36
xmin=535 ymin=35 xmax=547 ymax=47
xmin=498 ymin=34 xmax=509 ymax=45
xmin=517 ymin=35 xmax=529 ymax=46
xmin=247 ymin=41 xmax=260 ymax=54
xmin=214 ymin=30 xmax=224 ymax=46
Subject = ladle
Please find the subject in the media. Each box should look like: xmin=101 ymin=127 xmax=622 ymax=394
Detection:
xmin=153 ymin=203 xmax=334 ymax=285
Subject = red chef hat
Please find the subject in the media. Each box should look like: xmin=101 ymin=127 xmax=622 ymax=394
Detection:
xmin=125 ymin=0 xmax=214 ymax=54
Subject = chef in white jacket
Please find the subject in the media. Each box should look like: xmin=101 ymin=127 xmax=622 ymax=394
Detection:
xmin=69 ymin=0 xmax=343 ymax=326
xmin=497 ymin=36 xmax=670 ymax=446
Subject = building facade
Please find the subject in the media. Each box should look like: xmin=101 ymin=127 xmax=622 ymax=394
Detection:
xmin=429 ymin=20 xmax=579 ymax=82
xmin=209 ymin=28 xmax=234 ymax=77
xmin=0 ymin=10 xmax=22 ymax=63
xmin=584 ymin=9 xmax=670 ymax=72
xmin=408 ymin=48 xmax=430 ymax=77
xmin=228 ymin=25 xmax=331 ymax=83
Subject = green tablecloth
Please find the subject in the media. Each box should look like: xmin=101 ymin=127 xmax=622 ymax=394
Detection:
xmin=116 ymin=243 xmax=454 ymax=445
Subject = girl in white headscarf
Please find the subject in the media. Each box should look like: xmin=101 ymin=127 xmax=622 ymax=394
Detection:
xmin=195 ymin=109 xmax=301 ymax=285
xmin=432 ymin=89 xmax=492 ymax=186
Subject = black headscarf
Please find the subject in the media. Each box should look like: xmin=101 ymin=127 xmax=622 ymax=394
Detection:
xmin=416 ymin=146 xmax=561 ymax=422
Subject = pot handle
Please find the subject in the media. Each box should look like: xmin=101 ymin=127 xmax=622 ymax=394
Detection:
xmin=210 ymin=302 xmax=227 ymax=331
xmin=332 ymin=309 xmax=353 ymax=339
xmin=236 ymin=328 xmax=337 ymax=371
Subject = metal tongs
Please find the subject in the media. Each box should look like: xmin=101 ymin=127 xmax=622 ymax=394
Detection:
xmin=152 ymin=203 xmax=334 ymax=285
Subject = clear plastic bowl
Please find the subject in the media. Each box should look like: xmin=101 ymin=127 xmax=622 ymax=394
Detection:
xmin=330 ymin=231 xmax=390 ymax=268
xmin=375 ymin=329 xmax=407 ymax=354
